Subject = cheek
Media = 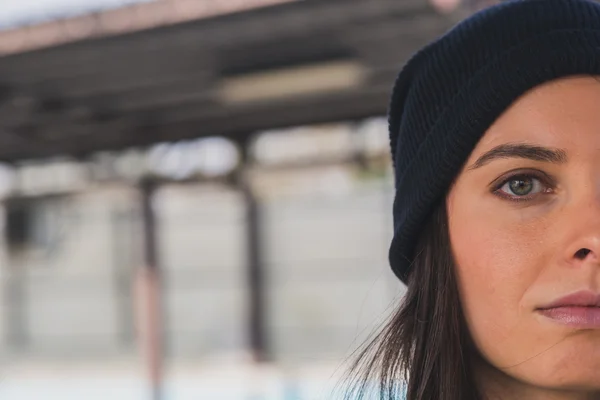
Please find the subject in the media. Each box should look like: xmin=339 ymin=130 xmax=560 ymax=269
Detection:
xmin=448 ymin=198 xmax=548 ymax=366
xmin=446 ymin=181 xmax=600 ymax=389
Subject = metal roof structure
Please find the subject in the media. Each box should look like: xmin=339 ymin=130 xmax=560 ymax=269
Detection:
xmin=0 ymin=4 xmax=472 ymax=393
xmin=0 ymin=0 xmax=461 ymax=162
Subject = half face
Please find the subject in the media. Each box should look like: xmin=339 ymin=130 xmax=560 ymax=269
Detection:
xmin=447 ymin=76 xmax=600 ymax=395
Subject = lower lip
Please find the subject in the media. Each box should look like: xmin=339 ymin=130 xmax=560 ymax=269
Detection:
xmin=538 ymin=306 xmax=600 ymax=328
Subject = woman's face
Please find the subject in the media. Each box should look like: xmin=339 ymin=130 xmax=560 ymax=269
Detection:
xmin=447 ymin=76 xmax=600 ymax=397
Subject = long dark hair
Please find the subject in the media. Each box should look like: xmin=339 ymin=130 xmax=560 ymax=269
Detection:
xmin=345 ymin=202 xmax=481 ymax=400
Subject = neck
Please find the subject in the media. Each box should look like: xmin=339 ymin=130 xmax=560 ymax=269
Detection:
xmin=474 ymin=356 xmax=600 ymax=400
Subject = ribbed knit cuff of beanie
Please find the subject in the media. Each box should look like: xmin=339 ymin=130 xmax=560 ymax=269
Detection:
xmin=388 ymin=0 xmax=600 ymax=283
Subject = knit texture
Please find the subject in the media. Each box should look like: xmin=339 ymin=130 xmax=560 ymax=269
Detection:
xmin=389 ymin=0 xmax=600 ymax=283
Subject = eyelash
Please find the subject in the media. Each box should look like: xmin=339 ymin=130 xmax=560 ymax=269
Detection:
xmin=491 ymin=170 xmax=555 ymax=202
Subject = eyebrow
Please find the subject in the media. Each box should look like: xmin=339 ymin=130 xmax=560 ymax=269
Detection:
xmin=468 ymin=142 xmax=568 ymax=170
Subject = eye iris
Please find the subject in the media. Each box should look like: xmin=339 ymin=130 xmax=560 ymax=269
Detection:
xmin=508 ymin=178 xmax=533 ymax=196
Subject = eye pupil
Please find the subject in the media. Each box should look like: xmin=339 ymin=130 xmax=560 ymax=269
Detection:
xmin=509 ymin=178 xmax=533 ymax=196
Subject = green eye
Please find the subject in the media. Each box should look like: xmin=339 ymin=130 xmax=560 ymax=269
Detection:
xmin=498 ymin=175 xmax=545 ymax=198
xmin=507 ymin=178 xmax=535 ymax=196
xmin=492 ymin=170 xmax=556 ymax=202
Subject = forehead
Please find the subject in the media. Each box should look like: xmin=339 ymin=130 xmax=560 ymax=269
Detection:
xmin=471 ymin=75 xmax=600 ymax=159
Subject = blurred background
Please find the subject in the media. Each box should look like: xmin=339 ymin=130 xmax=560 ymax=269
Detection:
xmin=0 ymin=0 xmax=495 ymax=399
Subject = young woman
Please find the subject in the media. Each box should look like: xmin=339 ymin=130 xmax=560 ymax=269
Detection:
xmin=349 ymin=0 xmax=600 ymax=399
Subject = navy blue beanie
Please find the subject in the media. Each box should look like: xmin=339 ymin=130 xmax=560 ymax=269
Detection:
xmin=388 ymin=0 xmax=600 ymax=283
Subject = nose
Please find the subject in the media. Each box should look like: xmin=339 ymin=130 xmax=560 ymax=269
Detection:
xmin=572 ymin=247 xmax=599 ymax=262
xmin=562 ymin=207 xmax=600 ymax=267
xmin=564 ymin=234 xmax=600 ymax=267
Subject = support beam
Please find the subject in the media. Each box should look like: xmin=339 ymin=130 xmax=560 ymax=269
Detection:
xmin=238 ymin=141 xmax=269 ymax=362
xmin=3 ymin=198 xmax=31 ymax=351
xmin=134 ymin=178 xmax=164 ymax=400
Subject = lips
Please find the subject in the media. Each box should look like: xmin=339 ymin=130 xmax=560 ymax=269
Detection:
xmin=537 ymin=290 xmax=600 ymax=328
xmin=539 ymin=290 xmax=600 ymax=309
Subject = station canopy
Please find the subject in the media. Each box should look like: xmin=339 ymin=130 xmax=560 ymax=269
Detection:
xmin=0 ymin=0 xmax=458 ymax=162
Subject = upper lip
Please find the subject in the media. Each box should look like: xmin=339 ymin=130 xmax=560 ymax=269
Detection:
xmin=538 ymin=290 xmax=600 ymax=310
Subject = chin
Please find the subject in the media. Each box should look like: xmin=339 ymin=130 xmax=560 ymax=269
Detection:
xmin=478 ymin=330 xmax=600 ymax=391
xmin=507 ymin=366 xmax=600 ymax=394
xmin=515 ymin=336 xmax=600 ymax=391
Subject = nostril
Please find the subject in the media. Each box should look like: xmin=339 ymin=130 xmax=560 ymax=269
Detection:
xmin=575 ymin=248 xmax=592 ymax=260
